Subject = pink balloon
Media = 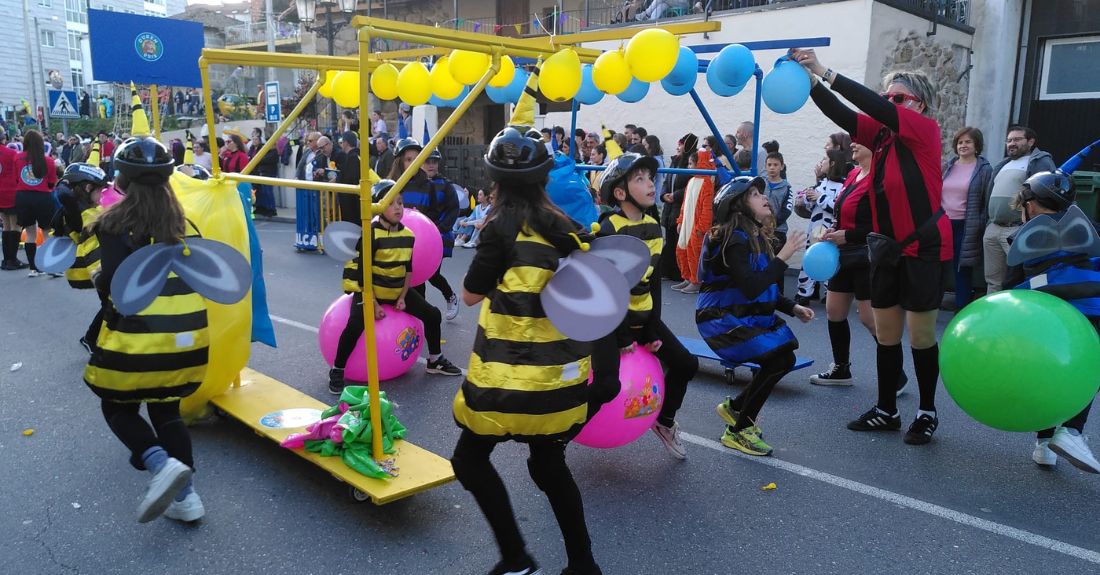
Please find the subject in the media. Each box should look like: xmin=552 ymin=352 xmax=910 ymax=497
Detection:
xmin=401 ymin=208 xmax=443 ymax=287
xmin=99 ymin=185 xmax=123 ymax=207
xmin=574 ymin=346 xmax=666 ymax=449
xmin=318 ymin=294 xmax=425 ymax=382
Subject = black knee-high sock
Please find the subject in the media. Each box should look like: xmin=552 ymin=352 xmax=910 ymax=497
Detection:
xmin=24 ymin=242 xmax=37 ymax=270
xmin=876 ymin=343 xmax=903 ymax=414
xmin=912 ymin=345 xmax=939 ymax=412
xmin=828 ymin=320 xmax=851 ymax=365
xmin=2 ymin=231 xmax=18 ymax=262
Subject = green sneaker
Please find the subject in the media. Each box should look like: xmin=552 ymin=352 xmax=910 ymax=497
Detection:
xmin=716 ymin=400 xmax=763 ymax=437
xmin=720 ymin=427 xmax=773 ymax=456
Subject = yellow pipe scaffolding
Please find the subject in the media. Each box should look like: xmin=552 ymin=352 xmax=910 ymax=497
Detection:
xmin=239 ymin=74 xmax=324 ymax=176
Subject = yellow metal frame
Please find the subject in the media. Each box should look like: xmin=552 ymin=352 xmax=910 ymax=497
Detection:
xmin=196 ymin=16 xmax=720 ymax=497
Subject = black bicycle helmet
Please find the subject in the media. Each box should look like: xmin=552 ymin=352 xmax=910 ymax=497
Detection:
xmin=713 ymin=175 xmax=766 ymax=223
xmin=113 ymin=136 xmax=174 ymax=184
xmin=1021 ymin=170 xmax=1075 ymax=211
xmin=372 ymin=179 xmax=397 ymax=204
xmin=427 ymin=148 xmax=442 ymax=161
xmin=393 ymin=137 xmax=423 ymax=158
xmin=597 ymin=152 xmax=659 ymax=206
xmin=484 ymin=125 xmax=553 ymax=184
xmin=61 ymin=162 xmax=108 ymax=188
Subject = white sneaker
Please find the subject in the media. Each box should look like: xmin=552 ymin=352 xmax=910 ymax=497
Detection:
xmin=1049 ymin=427 xmax=1100 ymax=474
xmin=445 ymin=294 xmax=460 ymax=320
xmin=652 ymin=421 xmax=687 ymax=460
xmin=136 ymin=458 xmax=192 ymax=523
xmin=164 ymin=492 xmax=205 ymax=522
xmin=1032 ymin=439 xmax=1058 ymax=467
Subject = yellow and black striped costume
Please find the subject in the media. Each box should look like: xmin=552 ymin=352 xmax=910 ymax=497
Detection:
xmin=453 ymin=228 xmax=591 ymax=441
xmin=84 ymin=235 xmax=210 ymax=403
xmin=342 ymin=222 xmax=415 ymax=305
xmin=66 ymin=206 xmax=102 ymax=289
xmin=598 ymin=212 xmax=663 ymax=328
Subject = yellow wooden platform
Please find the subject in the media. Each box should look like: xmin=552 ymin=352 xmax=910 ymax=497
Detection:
xmin=212 ymin=368 xmax=454 ymax=504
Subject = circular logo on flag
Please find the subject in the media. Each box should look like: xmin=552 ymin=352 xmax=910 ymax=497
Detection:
xmin=135 ymin=32 xmax=164 ymax=62
xmin=21 ymin=165 xmax=43 ymax=187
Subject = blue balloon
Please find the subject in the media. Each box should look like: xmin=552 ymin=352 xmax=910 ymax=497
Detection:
xmin=665 ymin=46 xmax=699 ymax=87
xmin=576 ymin=64 xmax=604 ymax=105
xmin=428 ymin=94 xmax=446 ymax=107
xmin=617 ymin=78 xmax=649 ymax=103
xmin=486 ymin=84 xmax=509 ymax=104
xmin=713 ymin=44 xmax=755 ymax=88
xmin=706 ymin=63 xmax=745 ymax=97
xmin=439 ymin=86 xmax=470 ymax=108
xmin=762 ymin=58 xmax=811 ymax=114
xmin=504 ymin=69 xmax=528 ymax=103
xmin=803 ymin=241 xmax=840 ymax=281
xmin=661 ymin=75 xmax=695 ymax=96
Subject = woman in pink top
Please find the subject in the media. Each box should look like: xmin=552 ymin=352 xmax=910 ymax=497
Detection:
xmin=941 ymin=127 xmax=992 ymax=309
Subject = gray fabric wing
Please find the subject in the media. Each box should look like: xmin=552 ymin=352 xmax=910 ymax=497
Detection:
xmin=110 ymin=244 xmax=174 ymax=316
xmin=541 ymin=252 xmax=630 ymax=342
xmin=35 ymin=236 xmax=77 ymax=273
xmin=169 ymin=238 xmax=253 ymax=305
xmin=322 ymin=221 xmax=363 ymax=263
xmin=587 ymin=235 xmax=653 ymax=288
xmin=1007 ymin=206 xmax=1100 ymax=266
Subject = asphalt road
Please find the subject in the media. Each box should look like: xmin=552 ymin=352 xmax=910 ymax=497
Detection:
xmin=2 ymin=220 xmax=1098 ymax=575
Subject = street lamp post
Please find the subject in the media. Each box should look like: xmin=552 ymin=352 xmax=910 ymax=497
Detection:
xmin=295 ymin=0 xmax=356 ymax=134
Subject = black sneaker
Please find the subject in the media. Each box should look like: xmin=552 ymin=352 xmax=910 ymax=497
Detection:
xmin=426 ymin=356 xmax=463 ymax=376
xmin=1 ymin=259 xmax=28 ymax=271
xmin=896 ymin=372 xmax=910 ymax=397
xmin=794 ymin=295 xmax=812 ymax=307
xmin=904 ymin=414 xmax=939 ymax=445
xmin=328 ymin=368 xmax=345 ymax=395
xmin=809 ymin=362 xmax=853 ymax=386
xmin=847 ymin=406 xmax=901 ymax=431
xmin=487 ymin=557 xmax=541 ymax=575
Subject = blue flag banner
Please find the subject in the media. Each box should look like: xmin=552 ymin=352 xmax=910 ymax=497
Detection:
xmin=88 ymin=9 xmax=205 ymax=87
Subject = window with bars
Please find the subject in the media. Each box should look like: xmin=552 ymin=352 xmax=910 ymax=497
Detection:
xmin=68 ymin=31 xmax=82 ymax=62
xmin=66 ymin=0 xmax=88 ymax=24
xmin=40 ymin=29 xmax=55 ymax=47
xmin=71 ymin=67 xmax=84 ymax=91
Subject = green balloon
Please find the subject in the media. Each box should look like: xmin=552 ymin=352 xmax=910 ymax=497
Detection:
xmin=940 ymin=290 xmax=1100 ymax=432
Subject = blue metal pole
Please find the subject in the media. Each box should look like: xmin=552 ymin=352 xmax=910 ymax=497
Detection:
xmin=688 ymin=88 xmax=740 ymax=176
xmin=751 ymin=66 xmax=764 ymax=177
xmin=569 ymin=98 xmax=578 ymax=158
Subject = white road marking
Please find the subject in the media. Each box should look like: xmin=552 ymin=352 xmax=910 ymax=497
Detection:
xmin=267 ymin=311 xmax=1100 ymax=565
xmin=679 ymin=432 xmax=1100 ymax=565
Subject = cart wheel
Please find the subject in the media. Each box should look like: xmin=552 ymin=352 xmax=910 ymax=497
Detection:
xmin=349 ymin=487 xmax=372 ymax=503
xmin=724 ymin=368 xmax=737 ymax=384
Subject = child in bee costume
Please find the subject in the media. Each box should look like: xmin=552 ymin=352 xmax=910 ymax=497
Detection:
xmin=84 ymin=136 xmax=250 ymax=524
xmin=48 ymin=162 xmax=109 ymax=351
xmin=325 ymin=179 xmax=463 ymax=395
xmin=1005 ymin=170 xmax=1100 ymax=473
xmin=590 ymin=152 xmax=699 ymax=460
xmin=450 ymin=126 xmax=603 ymax=575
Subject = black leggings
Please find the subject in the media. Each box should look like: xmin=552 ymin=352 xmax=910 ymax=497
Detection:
xmin=589 ymin=321 xmax=698 ymax=427
xmin=727 ymin=350 xmax=795 ymax=432
xmin=101 ymin=400 xmax=193 ymax=471
xmin=414 ymin=268 xmax=455 ymax=301
xmin=335 ymin=291 xmax=442 ymax=369
xmin=1038 ymin=400 xmax=1094 ymax=439
xmin=451 ymin=430 xmax=597 ymax=571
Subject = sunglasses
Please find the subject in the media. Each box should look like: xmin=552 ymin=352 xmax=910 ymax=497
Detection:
xmin=880 ymin=92 xmax=922 ymax=105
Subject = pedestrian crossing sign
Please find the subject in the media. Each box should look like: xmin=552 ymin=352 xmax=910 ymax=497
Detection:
xmin=48 ymin=90 xmax=79 ymax=119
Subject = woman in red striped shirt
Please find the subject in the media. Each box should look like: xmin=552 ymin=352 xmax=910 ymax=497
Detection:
xmin=794 ymin=48 xmax=951 ymax=446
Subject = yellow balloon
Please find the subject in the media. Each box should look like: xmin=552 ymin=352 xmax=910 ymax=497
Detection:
xmin=540 ymin=48 xmax=582 ymax=102
xmin=626 ymin=28 xmax=680 ymax=82
xmin=332 ymin=71 xmax=360 ymax=108
xmin=397 ymin=61 xmax=432 ymax=106
xmin=489 ymin=55 xmax=516 ymax=88
xmin=318 ymin=70 xmax=336 ymax=98
xmin=370 ymin=63 xmax=399 ymax=100
xmin=430 ymin=56 xmax=464 ymax=100
xmin=449 ymin=49 xmax=490 ymax=85
xmin=593 ymin=49 xmax=632 ymax=95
